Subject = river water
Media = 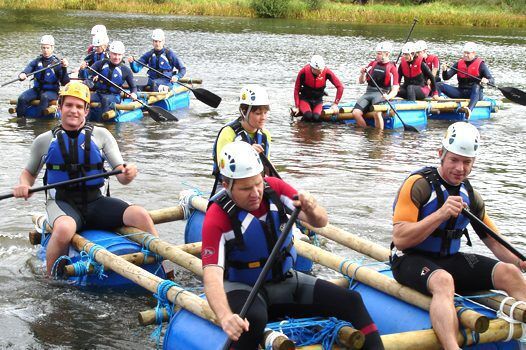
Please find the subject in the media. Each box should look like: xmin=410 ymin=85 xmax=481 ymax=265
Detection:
xmin=0 ymin=9 xmax=525 ymax=349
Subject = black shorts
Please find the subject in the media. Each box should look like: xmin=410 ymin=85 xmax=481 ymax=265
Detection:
xmin=391 ymin=252 xmax=499 ymax=295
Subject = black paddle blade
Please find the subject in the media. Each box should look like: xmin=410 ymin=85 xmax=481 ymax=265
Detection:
xmin=143 ymin=105 xmax=179 ymax=122
xmin=403 ymin=124 xmax=419 ymax=132
xmin=192 ymin=88 xmax=222 ymax=108
xmin=499 ymin=87 xmax=526 ymax=106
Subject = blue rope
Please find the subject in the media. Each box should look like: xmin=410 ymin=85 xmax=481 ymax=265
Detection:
xmin=266 ymin=317 xmax=354 ymax=347
xmin=150 ymin=280 xmax=181 ymax=349
xmin=51 ymin=255 xmax=73 ymax=279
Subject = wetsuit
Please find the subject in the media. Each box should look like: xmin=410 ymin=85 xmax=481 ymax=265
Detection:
xmin=355 ymin=60 xmax=399 ymax=112
xmin=397 ymin=56 xmax=438 ymax=101
xmin=16 ymin=55 xmax=70 ymax=117
xmin=130 ymin=47 xmax=186 ymax=91
xmin=391 ymin=168 xmax=500 ymax=295
xmin=294 ymin=65 xmax=344 ymax=122
xmin=78 ymin=50 xmax=110 ymax=81
xmin=202 ymin=177 xmax=384 ymax=350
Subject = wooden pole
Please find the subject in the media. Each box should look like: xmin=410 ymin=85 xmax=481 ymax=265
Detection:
xmin=64 ymin=251 xmax=158 ymax=277
xmin=293 ymin=240 xmax=489 ymax=333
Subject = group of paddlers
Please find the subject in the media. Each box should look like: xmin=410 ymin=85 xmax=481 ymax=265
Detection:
xmin=6 ymin=25 xmax=525 ymax=350
xmin=293 ymin=40 xmax=494 ymax=129
xmin=13 ymin=24 xmax=186 ymax=118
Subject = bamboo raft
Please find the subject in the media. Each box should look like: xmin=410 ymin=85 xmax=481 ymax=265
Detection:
xmin=28 ymin=192 xmax=526 ymax=349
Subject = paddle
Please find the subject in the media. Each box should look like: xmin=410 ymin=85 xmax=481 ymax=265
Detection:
xmin=222 ymin=204 xmax=302 ymax=350
xmin=259 ymin=153 xmax=281 ymax=179
xmin=462 ymin=208 xmax=526 ymax=261
xmin=85 ymin=65 xmax=178 ymax=122
xmin=1 ymin=61 xmax=62 ymax=87
xmin=132 ymin=57 xmax=222 ymax=108
xmin=446 ymin=65 xmax=526 ymax=106
xmin=365 ymin=70 xmax=419 ymax=132
xmin=395 ymin=18 xmax=419 ymax=65
xmin=0 ymin=168 xmax=122 ymax=201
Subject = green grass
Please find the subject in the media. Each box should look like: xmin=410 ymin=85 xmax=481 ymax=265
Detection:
xmin=0 ymin=0 xmax=524 ymax=27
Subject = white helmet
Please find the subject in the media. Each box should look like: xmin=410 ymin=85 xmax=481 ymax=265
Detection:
xmin=219 ymin=141 xmax=264 ymax=179
xmin=152 ymin=29 xmax=165 ymax=41
xmin=92 ymin=33 xmax=107 ymax=47
xmin=40 ymin=35 xmax=55 ymax=46
xmin=401 ymin=42 xmax=415 ymax=54
xmin=109 ymin=41 xmax=125 ymax=54
xmin=442 ymin=122 xmax=480 ymax=158
xmin=239 ymin=85 xmax=270 ymax=106
xmin=375 ymin=41 xmax=393 ymax=53
xmin=414 ymin=40 xmax=427 ymax=52
xmin=463 ymin=42 xmax=477 ymax=53
xmin=91 ymin=24 xmax=107 ymax=36
xmin=310 ymin=55 xmax=325 ymax=70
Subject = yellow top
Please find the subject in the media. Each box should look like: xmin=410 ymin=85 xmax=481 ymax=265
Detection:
xmin=215 ymin=125 xmax=272 ymax=164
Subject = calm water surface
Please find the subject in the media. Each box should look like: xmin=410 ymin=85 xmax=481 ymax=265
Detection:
xmin=0 ymin=9 xmax=525 ymax=348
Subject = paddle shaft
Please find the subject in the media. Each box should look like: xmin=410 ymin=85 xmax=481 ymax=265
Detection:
xmin=86 ymin=65 xmax=138 ymax=101
xmin=2 ymin=61 xmax=62 ymax=87
xmin=447 ymin=65 xmax=497 ymax=88
xmin=395 ymin=18 xmax=418 ymax=65
xmin=0 ymin=168 xmax=122 ymax=201
xmin=132 ymin=57 xmax=196 ymax=92
xmin=222 ymin=205 xmax=302 ymax=350
xmin=462 ymin=208 xmax=526 ymax=261
xmin=259 ymin=153 xmax=281 ymax=179
xmin=365 ymin=70 xmax=418 ymax=132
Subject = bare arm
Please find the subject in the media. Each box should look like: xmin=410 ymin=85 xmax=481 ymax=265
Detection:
xmin=13 ymin=169 xmax=38 ymax=199
xmin=203 ymin=266 xmax=249 ymax=341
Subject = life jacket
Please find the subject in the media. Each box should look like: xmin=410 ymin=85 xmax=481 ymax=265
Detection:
xmin=212 ymin=183 xmax=297 ymax=285
xmin=45 ymin=124 xmax=105 ymax=190
xmin=396 ymin=167 xmax=475 ymax=257
xmin=400 ymin=55 xmax=425 ymax=86
xmin=299 ymin=64 xmax=327 ymax=100
xmin=86 ymin=50 xmax=109 ymax=66
xmin=425 ymin=54 xmax=441 ymax=82
xmin=211 ymin=118 xmax=269 ymax=177
xmin=457 ymin=57 xmax=483 ymax=89
xmin=368 ymin=60 xmax=396 ymax=89
xmin=94 ymin=60 xmax=125 ymax=94
xmin=33 ymin=56 xmax=61 ymax=92
xmin=147 ymin=48 xmax=175 ymax=79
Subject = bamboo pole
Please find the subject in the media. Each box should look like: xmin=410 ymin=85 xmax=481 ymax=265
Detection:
xmin=468 ymin=292 xmax=526 ymax=323
xmin=9 ymin=99 xmax=57 ymax=106
xmin=293 ymin=240 xmax=489 ymax=333
xmin=64 ymin=252 xmax=158 ymax=277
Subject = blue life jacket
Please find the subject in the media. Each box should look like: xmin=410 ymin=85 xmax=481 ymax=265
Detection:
xmin=148 ymin=48 xmax=175 ymax=79
xmin=212 ymin=183 xmax=296 ymax=285
xmin=86 ymin=51 xmax=109 ymax=66
xmin=45 ymin=124 xmax=105 ymax=189
xmin=398 ymin=167 xmax=475 ymax=257
xmin=34 ymin=56 xmax=61 ymax=92
xmin=94 ymin=60 xmax=124 ymax=94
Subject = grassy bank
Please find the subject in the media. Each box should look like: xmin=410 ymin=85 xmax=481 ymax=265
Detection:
xmin=1 ymin=0 xmax=525 ymax=28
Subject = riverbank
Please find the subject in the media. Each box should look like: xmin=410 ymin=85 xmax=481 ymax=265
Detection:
xmin=0 ymin=0 xmax=525 ymax=27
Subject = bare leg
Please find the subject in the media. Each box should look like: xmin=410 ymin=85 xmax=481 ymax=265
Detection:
xmin=493 ymin=262 xmax=526 ymax=300
xmin=123 ymin=205 xmax=159 ymax=237
xmin=46 ymin=215 xmax=77 ymax=276
xmin=352 ymin=109 xmax=367 ymax=128
xmin=428 ymin=270 xmax=461 ymax=350
xmin=374 ymin=112 xmax=384 ymax=130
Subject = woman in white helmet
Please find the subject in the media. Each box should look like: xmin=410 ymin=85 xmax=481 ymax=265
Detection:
xmin=293 ymin=55 xmax=344 ymax=122
xmin=414 ymin=40 xmax=441 ymax=83
xmin=16 ymin=35 xmax=70 ymax=118
xmin=88 ymin=24 xmax=108 ymax=54
xmin=203 ymin=141 xmax=384 ymax=350
xmin=397 ymin=41 xmax=439 ymax=101
xmin=128 ymin=29 xmax=186 ymax=92
xmin=439 ymin=42 xmax=494 ymax=119
xmin=352 ymin=41 xmax=399 ymax=130
xmin=78 ymin=33 xmax=110 ymax=82
xmin=88 ymin=40 xmax=137 ymax=114
xmin=210 ymin=85 xmax=272 ymax=196
xmin=391 ymin=121 xmax=526 ymax=350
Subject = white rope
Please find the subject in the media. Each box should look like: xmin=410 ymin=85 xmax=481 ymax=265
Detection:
xmin=178 ymin=189 xmax=201 ymax=219
xmin=264 ymin=328 xmax=286 ymax=350
xmin=496 ymin=297 xmax=526 ymax=342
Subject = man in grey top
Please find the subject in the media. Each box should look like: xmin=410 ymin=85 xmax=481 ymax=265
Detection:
xmin=12 ymin=81 xmax=159 ymax=276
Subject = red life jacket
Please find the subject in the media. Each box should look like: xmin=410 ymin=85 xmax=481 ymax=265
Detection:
xmin=368 ymin=60 xmax=395 ymax=88
xmin=457 ymin=57 xmax=482 ymax=79
xmin=400 ymin=55 xmax=424 ymax=79
xmin=300 ymin=64 xmax=327 ymax=100
xmin=425 ymin=54 xmax=439 ymax=71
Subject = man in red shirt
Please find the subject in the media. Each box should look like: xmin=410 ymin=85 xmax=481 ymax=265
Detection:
xmin=202 ymin=141 xmax=384 ymax=349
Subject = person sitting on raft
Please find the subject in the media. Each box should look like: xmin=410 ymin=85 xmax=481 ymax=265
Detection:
xmin=391 ymin=122 xmax=526 ymax=350
xmin=414 ymin=40 xmax=441 ymax=83
xmin=202 ymin=141 xmax=385 ymax=350
xmin=210 ymin=85 xmax=272 ymax=197
xmin=16 ymin=35 xmax=70 ymax=118
xmin=12 ymin=81 xmax=159 ymax=276
xmin=78 ymin=33 xmax=110 ymax=83
xmin=292 ymin=55 xmax=344 ymax=122
xmin=352 ymin=41 xmax=399 ymax=130
xmin=128 ymin=29 xmax=186 ymax=92
xmin=88 ymin=24 xmax=108 ymax=54
xmin=88 ymin=40 xmax=137 ymax=114
xmin=397 ymin=42 xmax=439 ymax=101
xmin=439 ymin=42 xmax=494 ymax=119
